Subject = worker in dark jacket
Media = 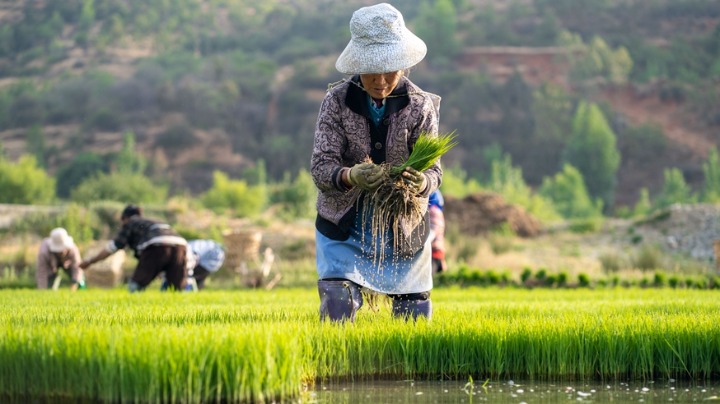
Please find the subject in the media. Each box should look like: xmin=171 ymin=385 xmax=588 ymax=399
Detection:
xmin=80 ymin=204 xmax=188 ymax=292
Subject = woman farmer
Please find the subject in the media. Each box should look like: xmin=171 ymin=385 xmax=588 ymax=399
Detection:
xmin=310 ymin=3 xmax=442 ymax=322
xmin=36 ymin=227 xmax=84 ymax=291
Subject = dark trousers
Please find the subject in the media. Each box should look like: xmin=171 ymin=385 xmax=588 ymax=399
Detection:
xmin=46 ymin=267 xmax=75 ymax=289
xmin=132 ymin=244 xmax=187 ymax=290
xmin=192 ymin=266 xmax=211 ymax=289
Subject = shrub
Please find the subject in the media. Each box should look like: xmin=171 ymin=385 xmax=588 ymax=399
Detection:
xmin=154 ymin=125 xmax=198 ymax=155
xmin=654 ymin=168 xmax=695 ymax=209
xmin=520 ymin=267 xmax=533 ymax=284
xmin=9 ymin=94 xmax=45 ymax=128
xmin=488 ymin=233 xmax=513 ymax=254
xmin=485 ymin=270 xmax=501 ymax=285
xmin=5 ymin=203 xmax=102 ymax=242
xmin=469 ymin=270 xmax=485 ymax=285
xmin=545 ymin=274 xmax=557 ymax=287
xmin=539 ymin=164 xmax=602 ymax=219
xmin=0 ymin=265 xmax=34 ymax=289
xmin=694 ymin=277 xmax=708 ymax=289
xmin=55 ymin=152 xmax=108 ymax=199
xmin=632 ymin=244 xmax=665 ymax=272
xmin=454 ymin=236 xmax=479 ymax=263
xmin=578 ymin=273 xmax=591 ymax=287
xmin=557 ymin=271 xmax=568 ymax=287
xmin=653 ymin=272 xmax=666 ymax=288
xmin=0 ymin=155 xmax=55 ymax=204
xmin=201 ymin=171 xmax=266 ymax=217
xmin=567 ymin=217 xmax=604 ymax=233
xmin=269 ymin=169 xmax=317 ymax=220
xmin=70 ymin=172 xmax=167 ymax=204
xmin=599 ymin=251 xmax=625 ymax=273
xmin=4 ymin=210 xmax=57 ymax=237
xmin=87 ymin=108 xmax=122 ymax=131
xmin=53 ymin=203 xmax=97 ymax=243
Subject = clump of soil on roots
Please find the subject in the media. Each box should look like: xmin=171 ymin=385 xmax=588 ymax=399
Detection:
xmin=361 ymin=163 xmax=426 ymax=267
xmin=357 ymin=131 xmax=457 ymax=267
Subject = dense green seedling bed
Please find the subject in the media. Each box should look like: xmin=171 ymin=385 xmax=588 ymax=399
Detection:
xmin=1 ymin=288 xmax=718 ymax=402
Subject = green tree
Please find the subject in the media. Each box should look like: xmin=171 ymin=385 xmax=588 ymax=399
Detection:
xmin=631 ymin=187 xmax=652 ymax=217
xmin=655 ymin=168 xmax=694 ymax=209
xmin=201 ymin=171 xmax=265 ymax=217
xmin=115 ymin=131 xmax=146 ymax=175
xmin=79 ymin=0 xmax=95 ymax=32
xmin=76 ymin=0 xmax=96 ymax=51
xmin=487 ymin=154 xmax=560 ymax=223
xmin=54 ymin=203 xmax=96 ymax=244
xmin=269 ymin=169 xmax=316 ymax=219
xmin=562 ymin=101 xmax=620 ymax=211
xmin=527 ymin=83 xmax=573 ymax=184
xmin=242 ymin=159 xmax=268 ymax=208
xmin=564 ymin=33 xmax=632 ymax=84
xmin=25 ymin=125 xmax=46 ymax=167
xmin=70 ymin=172 xmax=166 ymax=204
xmin=438 ymin=164 xmax=483 ymax=198
xmin=243 ymin=159 xmax=267 ymax=186
xmin=55 ymin=152 xmax=108 ymax=199
xmin=413 ymin=0 xmax=460 ymax=62
xmin=701 ymin=147 xmax=720 ymax=202
xmin=0 ymin=155 xmax=55 ymax=204
xmin=588 ymin=36 xmax=633 ymax=84
xmin=109 ymin=14 xmax=125 ymax=41
xmin=539 ymin=164 xmax=602 ymax=219
xmin=0 ymin=25 xmax=11 ymax=57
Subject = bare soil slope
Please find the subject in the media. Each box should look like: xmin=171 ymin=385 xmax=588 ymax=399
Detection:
xmin=443 ymin=192 xmax=543 ymax=237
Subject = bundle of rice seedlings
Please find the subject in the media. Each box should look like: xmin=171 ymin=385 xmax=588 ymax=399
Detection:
xmin=362 ymin=131 xmax=457 ymax=266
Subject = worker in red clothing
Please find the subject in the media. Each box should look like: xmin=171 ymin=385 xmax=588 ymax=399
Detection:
xmin=428 ymin=190 xmax=447 ymax=273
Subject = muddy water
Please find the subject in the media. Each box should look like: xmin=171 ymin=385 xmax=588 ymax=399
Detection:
xmin=311 ymin=379 xmax=720 ymax=403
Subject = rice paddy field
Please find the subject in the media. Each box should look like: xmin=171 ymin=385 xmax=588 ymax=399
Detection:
xmin=1 ymin=287 xmax=719 ymax=403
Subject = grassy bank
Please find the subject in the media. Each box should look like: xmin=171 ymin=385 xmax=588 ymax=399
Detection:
xmin=1 ymin=288 xmax=719 ymax=402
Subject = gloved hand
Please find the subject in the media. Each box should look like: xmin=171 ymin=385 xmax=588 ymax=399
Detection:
xmin=348 ymin=162 xmax=384 ymax=190
xmin=401 ymin=166 xmax=427 ymax=194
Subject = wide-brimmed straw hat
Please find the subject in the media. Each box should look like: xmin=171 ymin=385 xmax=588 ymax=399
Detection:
xmin=48 ymin=227 xmax=75 ymax=253
xmin=335 ymin=3 xmax=427 ymax=75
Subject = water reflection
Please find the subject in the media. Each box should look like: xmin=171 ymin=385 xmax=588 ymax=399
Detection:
xmin=310 ymin=379 xmax=720 ymax=403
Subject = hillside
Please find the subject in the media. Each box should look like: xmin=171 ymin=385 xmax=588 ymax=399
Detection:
xmin=0 ymin=0 xmax=719 ymax=208
xmin=457 ymin=45 xmax=718 ymax=206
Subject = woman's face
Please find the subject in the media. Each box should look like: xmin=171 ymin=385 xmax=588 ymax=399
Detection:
xmin=360 ymin=71 xmax=403 ymax=100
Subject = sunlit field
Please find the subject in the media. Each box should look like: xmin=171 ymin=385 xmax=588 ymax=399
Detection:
xmin=1 ymin=288 xmax=719 ymax=403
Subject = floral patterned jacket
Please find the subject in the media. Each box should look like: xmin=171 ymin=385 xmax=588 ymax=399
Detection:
xmin=311 ymin=76 xmax=442 ymax=240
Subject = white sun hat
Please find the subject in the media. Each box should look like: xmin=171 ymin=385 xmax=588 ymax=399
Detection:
xmin=335 ymin=3 xmax=427 ymax=75
xmin=48 ymin=227 xmax=75 ymax=253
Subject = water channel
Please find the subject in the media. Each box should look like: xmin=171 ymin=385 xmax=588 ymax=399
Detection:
xmin=310 ymin=379 xmax=720 ymax=403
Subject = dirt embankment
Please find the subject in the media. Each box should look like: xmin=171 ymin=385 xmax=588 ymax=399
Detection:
xmin=443 ymin=192 xmax=542 ymax=238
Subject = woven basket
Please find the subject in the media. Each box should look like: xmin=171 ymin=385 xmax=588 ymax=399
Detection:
xmin=83 ymin=244 xmax=126 ymax=288
xmin=223 ymin=230 xmax=262 ymax=270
